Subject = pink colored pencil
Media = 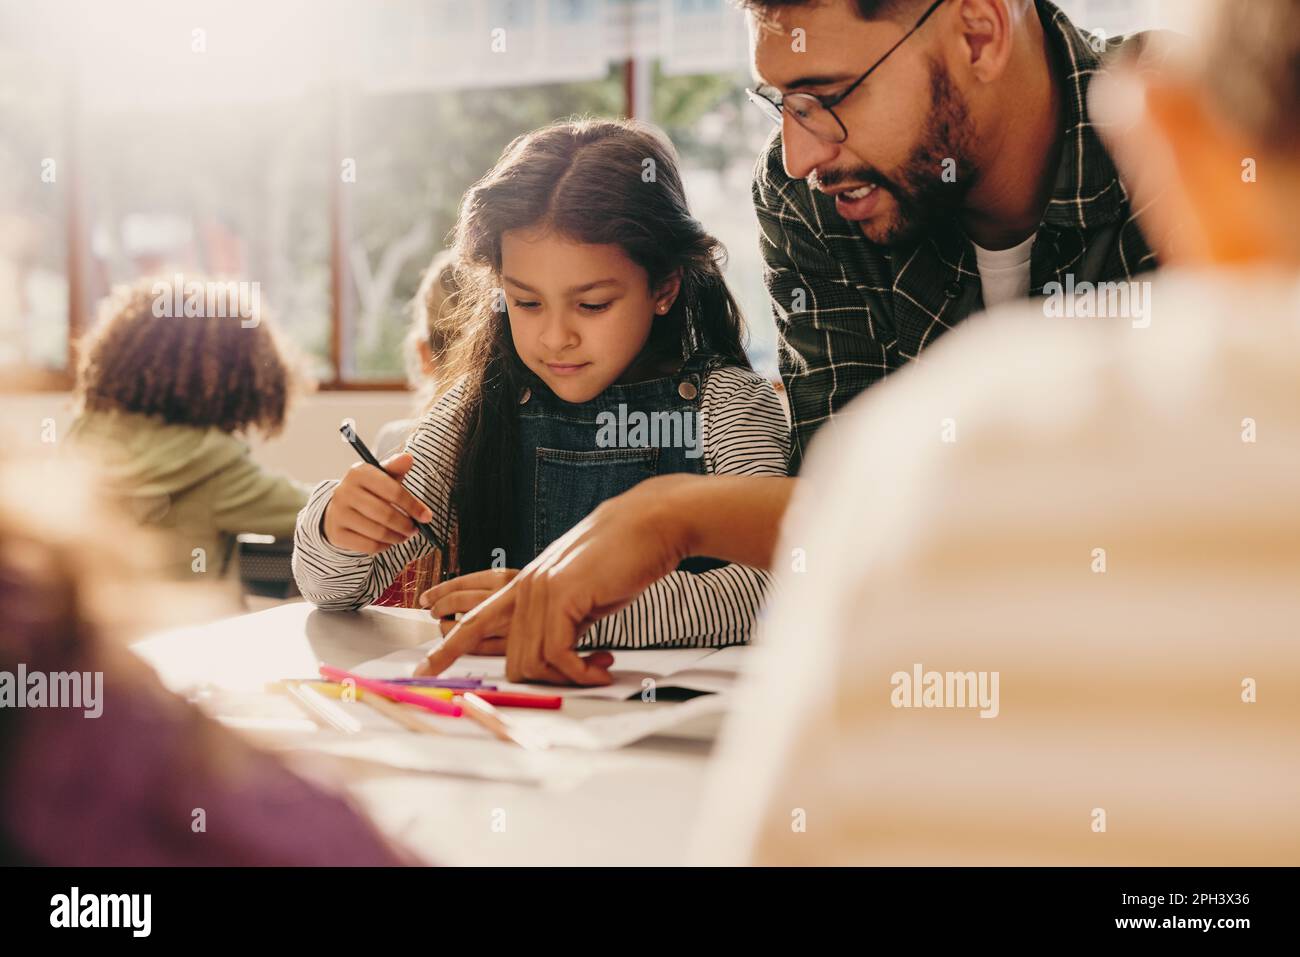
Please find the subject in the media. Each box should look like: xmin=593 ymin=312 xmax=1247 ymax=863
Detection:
xmin=318 ymin=664 xmax=463 ymax=718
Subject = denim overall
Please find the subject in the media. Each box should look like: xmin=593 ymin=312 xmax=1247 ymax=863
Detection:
xmin=508 ymin=351 xmax=724 ymax=574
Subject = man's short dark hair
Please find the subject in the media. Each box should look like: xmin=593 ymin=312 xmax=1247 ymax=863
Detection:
xmin=736 ymin=0 xmax=924 ymax=24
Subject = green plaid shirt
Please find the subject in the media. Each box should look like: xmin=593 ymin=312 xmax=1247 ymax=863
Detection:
xmin=755 ymin=0 xmax=1159 ymax=471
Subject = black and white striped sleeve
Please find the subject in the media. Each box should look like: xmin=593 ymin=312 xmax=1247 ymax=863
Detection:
xmin=583 ymin=366 xmax=791 ymax=650
xmin=291 ymin=386 xmax=465 ymax=610
xmin=697 ymin=365 xmax=791 ymax=478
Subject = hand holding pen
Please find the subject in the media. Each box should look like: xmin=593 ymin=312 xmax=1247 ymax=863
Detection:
xmin=322 ymin=423 xmax=440 ymax=555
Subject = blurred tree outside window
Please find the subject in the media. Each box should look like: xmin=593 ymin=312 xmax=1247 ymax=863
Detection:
xmin=0 ymin=0 xmax=1184 ymax=389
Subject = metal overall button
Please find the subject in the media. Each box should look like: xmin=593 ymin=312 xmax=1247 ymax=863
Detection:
xmin=677 ymin=378 xmax=698 ymax=401
xmin=519 ymin=386 xmax=531 ymax=405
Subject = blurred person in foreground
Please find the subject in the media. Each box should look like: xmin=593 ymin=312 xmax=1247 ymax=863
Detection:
xmin=0 ymin=453 xmax=408 ymax=865
xmin=691 ymin=0 xmax=1300 ymax=864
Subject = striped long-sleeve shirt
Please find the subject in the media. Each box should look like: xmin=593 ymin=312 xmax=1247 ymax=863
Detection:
xmin=292 ymin=365 xmax=790 ymax=649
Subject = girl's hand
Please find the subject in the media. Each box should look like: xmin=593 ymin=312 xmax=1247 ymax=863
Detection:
xmin=322 ymin=453 xmax=434 ymax=554
xmin=414 ymin=476 xmax=694 ymax=683
xmin=416 ymin=568 xmax=518 ymax=656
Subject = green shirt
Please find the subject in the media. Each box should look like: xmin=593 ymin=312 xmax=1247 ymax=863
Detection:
xmin=68 ymin=410 xmax=310 ymax=578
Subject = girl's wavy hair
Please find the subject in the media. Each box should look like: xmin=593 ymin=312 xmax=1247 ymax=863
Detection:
xmin=403 ymin=250 xmax=460 ymax=394
xmin=413 ymin=117 xmax=750 ymax=588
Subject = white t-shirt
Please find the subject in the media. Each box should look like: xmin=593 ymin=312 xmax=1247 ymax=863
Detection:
xmin=972 ymin=233 xmax=1035 ymax=309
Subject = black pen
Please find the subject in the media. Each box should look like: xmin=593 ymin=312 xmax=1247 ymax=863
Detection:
xmin=339 ymin=421 xmax=443 ymax=550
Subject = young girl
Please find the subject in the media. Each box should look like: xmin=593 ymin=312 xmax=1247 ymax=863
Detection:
xmin=69 ymin=276 xmax=311 ymax=579
xmin=293 ymin=118 xmax=789 ymax=652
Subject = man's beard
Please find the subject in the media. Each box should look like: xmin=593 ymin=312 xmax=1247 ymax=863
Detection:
xmin=825 ymin=58 xmax=979 ymax=247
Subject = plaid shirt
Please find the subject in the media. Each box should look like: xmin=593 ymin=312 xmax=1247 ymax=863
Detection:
xmin=755 ymin=0 xmax=1159 ymax=471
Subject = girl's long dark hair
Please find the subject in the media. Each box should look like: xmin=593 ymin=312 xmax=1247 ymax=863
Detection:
xmin=437 ymin=118 xmax=751 ymax=576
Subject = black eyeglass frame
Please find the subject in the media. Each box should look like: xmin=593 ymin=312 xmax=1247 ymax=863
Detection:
xmin=746 ymin=0 xmax=949 ymax=143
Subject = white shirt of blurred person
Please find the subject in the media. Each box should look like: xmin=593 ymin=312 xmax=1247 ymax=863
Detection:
xmin=694 ymin=0 xmax=1300 ymax=865
xmin=373 ymin=251 xmax=458 ymax=460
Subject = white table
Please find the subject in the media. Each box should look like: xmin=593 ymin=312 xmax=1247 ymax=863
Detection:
xmin=131 ymin=601 xmax=718 ymax=866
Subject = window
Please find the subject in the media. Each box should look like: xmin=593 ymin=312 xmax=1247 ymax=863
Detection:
xmin=2 ymin=0 xmax=778 ymax=387
xmin=654 ymin=63 xmax=780 ymax=378
xmin=339 ymin=72 xmax=625 ymax=381
xmin=1 ymin=0 xmax=1194 ymax=390
xmin=83 ymin=95 xmax=334 ymax=379
xmin=5 ymin=0 xmax=338 ymax=383
xmin=0 ymin=4 xmax=69 ymax=379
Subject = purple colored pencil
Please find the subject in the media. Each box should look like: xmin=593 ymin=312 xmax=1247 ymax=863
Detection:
xmin=384 ymin=677 xmax=493 ymax=690
xmin=283 ymin=676 xmax=494 ymax=690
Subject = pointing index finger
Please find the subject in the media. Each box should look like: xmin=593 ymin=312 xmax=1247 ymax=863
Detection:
xmin=415 ymin=584 xmax=517 ymax=676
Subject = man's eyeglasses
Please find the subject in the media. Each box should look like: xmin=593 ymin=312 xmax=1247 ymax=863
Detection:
xmin=746 ymin=0 xmax=948 ymax=144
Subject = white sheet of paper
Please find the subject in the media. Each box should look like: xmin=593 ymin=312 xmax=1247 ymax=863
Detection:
xmin=503 ymin=694 xmax=729 ymax=750
xmin=206 ymin=684 xmax=725 ymax=756
xmin=352 ymin=642 xmax=741 ymax=701
xmin=655 ymin=645 xmax=754 ymax=694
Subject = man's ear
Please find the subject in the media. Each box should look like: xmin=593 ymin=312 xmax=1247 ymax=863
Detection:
xmin=653 ymin=271 xmax=683 ymax=315
xmin=954 ymin=0 xmax=1016 ymax=83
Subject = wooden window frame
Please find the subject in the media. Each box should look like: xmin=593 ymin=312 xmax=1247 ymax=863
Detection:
xmin=29 ymin=60 xmax=641 ymax=393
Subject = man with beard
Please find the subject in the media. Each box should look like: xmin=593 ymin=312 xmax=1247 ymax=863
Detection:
xmin=417 ymin=0 xmax=1165 ymax=684
xmin=745 ymin=0 xmax=1159 ymax=469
